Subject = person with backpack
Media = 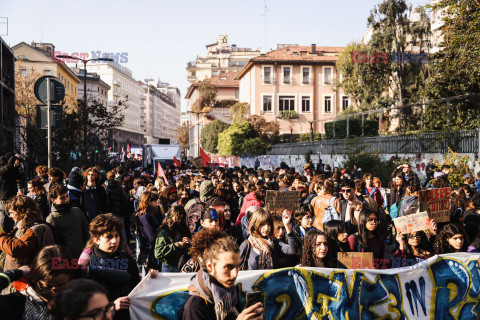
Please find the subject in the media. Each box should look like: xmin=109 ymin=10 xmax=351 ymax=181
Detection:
xmin=311 ymin=180 xmax=338 ymax=230
xmin=388 ymin=172 xmax=407 ymax=218
xmin=46 ymin=183 xmax=89 ymax=258
xmin=104 ymin=171 xmax=130 ymax=242
xmin=0 ymin=195 xmax=55 ymax=272
xmin=66 ymin=167 xmax=84 ymax=208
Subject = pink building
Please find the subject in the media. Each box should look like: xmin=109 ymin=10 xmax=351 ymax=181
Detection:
xmin=235 ymin=44 xmax=350 ymax=134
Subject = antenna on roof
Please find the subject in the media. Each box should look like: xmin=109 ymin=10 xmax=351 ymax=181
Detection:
xmin=260 ymin=0 xmax=270 ymax=53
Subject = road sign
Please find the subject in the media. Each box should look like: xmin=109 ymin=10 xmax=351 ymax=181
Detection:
xmin=34 ymin=76 xmax=65 ymax=104
xmin=36 ymin=105 xmax=63 ymax=129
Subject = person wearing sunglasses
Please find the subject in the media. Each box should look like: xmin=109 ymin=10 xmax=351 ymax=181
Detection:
xmin=347 ymin=208 xmax=385 ymax=269
xmin=53 ymin=279 xmax=115 ymax=320
xmin=337 ymin=180 xmax=371 ymax=235
xmin=394 ymin=231 xmax=431 ymax=266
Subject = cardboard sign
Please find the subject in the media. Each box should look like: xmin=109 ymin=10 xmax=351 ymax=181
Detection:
xmin=337 ymin=252 xmax=374 ymax=269
xmin=393 ymin=211 xmax=429 ymax=234
xmin=265 ymin=190 xmax=300 ymax=215
xmin=418 ymin=187 xmax=451 ymax=223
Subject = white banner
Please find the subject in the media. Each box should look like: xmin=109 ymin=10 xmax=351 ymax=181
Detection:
xmin=129 ymin=253 xmax=480 ymax=319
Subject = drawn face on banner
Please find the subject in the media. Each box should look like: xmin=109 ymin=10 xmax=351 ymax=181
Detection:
xmin=314 ymin=235 xmax=328 ymax=259
xmin=448 ymin=234 xmax=464 ymax=251
xmin=206 ymin=251 xmax=240 ymax=289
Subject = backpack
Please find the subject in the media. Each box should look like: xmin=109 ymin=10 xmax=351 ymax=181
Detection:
xmin=389 ymin=200 xmax=402 ymax=219
xmin=43 ymin=222 xmax=67 ymax=247
xmin=186 ymin=198 xmax=205 ymax=235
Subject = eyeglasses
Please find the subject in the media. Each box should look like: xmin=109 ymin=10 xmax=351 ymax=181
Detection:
xmin=408 ymin=234 xmax=421 ymax=239
xmin=78 ymin=302 xmax=115 ymax=320
xmin=340 ymin=188 xmax=352 ymax=193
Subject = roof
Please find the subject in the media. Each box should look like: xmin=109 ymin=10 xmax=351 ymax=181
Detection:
xmin=235 ymin=45 xmax=345 ymax=80
xmin=185 ymin=71 xmax=239 ymax=99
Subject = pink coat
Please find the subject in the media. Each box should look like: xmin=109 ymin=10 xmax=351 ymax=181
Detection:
xmin=235 ymin=192 xmax=264 ymax=227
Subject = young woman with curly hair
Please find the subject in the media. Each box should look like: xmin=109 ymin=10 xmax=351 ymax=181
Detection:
xmin=179 ymin=228 xmax=263 ymax=320
xmin=0 ymin=195 xmax=54 ymax=271
xmin=299 ymin=229 xmax=334 ymax=268
xmin=433 ymin=223 xmax=468 ymax=254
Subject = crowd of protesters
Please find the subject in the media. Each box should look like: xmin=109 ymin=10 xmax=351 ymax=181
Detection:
xmin=1 ymin=151 xmax=480 ymax=319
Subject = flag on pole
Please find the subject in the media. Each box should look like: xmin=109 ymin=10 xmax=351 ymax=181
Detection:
xmin=157 ymin=162 xmax=169 ymax=185
xmin=173 ymin=156 xmax=181 ymax=167
xmin=199 ymin=147 xmax=211 ymax=166
xmin=127 ymin=144 xmax=131 ymax=156
xmin=121 ymin=147 xmax=125 ymax=154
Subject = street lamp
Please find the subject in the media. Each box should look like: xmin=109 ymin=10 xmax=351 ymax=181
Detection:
xmin=188 ymin=110 xmax=209 ymax=157
xmin=55 ymin=55 xmax=114 ymax=153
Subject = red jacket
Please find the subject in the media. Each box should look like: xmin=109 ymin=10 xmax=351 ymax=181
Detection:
xmin=235 ymin=192 xmax=264 ymax=227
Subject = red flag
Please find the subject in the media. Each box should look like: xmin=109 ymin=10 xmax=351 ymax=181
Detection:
xmin=127 ymin=144 xmax=131 ymax=155
xmin=173 ymin=156 xmax=181 ymax=167
xmin=121 ymin=147 xmax=125 ymax=154
xmin=199 ymin=147 xmax=211 ymax=166
xmin=157 ymin=162 xmax=169 ymax=185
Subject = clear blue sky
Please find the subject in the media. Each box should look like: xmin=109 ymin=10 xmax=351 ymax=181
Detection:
xmin=1 ymin=0 xmax=429 ymax=110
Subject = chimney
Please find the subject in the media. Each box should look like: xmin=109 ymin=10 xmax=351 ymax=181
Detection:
xmin=311 ymin=43 xmax=316 ymax=54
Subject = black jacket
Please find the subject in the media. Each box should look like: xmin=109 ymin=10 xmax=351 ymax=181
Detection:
xmin=105 ymin=179 xmax=130 ymax=217
xmin=0 ymin=156 xmax=18 ymax=201
xmin=81 ymin=185 xmax=110 ymax=221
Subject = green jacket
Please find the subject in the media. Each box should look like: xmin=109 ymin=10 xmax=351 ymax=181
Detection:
xmin=46 ymin=205 xmax=89 ymax=257
xmin=154 ymin=228 xmax=183 ymax=268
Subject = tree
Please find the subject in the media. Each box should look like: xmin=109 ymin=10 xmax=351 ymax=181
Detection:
xmin=424 ymin=0 xmax=480 ymax=131
xmin=217 ymin=122 xmax=268 ymax=156
xmin=336 ymin=0 xmax=431 ymax=132
xmin=247 ymin=115 xmax=279 ymax=145
xmin=201 ymin=119 xmax=229 ymax=154
xmin=230 ymin=102 xmax=250 ymax=124
xmin=192 ymin=79 xmax=217 ymax=112
xmin=176 ymin=123 xmax=190 ymax=150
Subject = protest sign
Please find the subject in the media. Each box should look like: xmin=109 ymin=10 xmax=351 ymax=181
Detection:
xmin=337 ymin=252 xmax=374 ymax=269
xmin=265 ymin=190 xmax=300 ymax=215
xmin=393 ymin=211 xmax=429 ymax=234
xmin=129 ymin=253 xmax=480 ymax=320
xmin=418 ymin=187 xmax=451 ymax=223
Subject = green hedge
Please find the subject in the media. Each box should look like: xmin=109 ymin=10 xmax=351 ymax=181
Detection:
xmin=325 ymin=118 xmax=378 ymax=139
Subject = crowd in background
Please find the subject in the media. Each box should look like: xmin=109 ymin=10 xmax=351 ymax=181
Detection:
xmin=1 ymin=151 xmax=480 ymax=319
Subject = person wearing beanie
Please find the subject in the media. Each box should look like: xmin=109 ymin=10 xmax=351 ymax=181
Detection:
xmin=67 ymin=168 xmax=84 ymax=208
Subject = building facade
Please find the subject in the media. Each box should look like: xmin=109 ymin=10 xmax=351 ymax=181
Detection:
xmin=73 ymin=68 xmax=110 ymax=107
xmin=235 ymin=44 xmax=348 ymax=134
xmin=143 ymin=78 xmax=181 ymax=144
xmin=12 ymin=42 xmax=81 ymax=108
xmin=85 ymin=61 xmax=145 ymax=151
xmin=0 ymin=36 xmax=16 ymax=154
xmin=185 ymin=71 xmax=239 ymax=157
xmin=186 ymin=35 xmax=261 ymax=83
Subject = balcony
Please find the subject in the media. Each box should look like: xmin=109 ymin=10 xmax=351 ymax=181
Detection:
xmin=277 ymin=110 xmax=298 ymax=120
xmin=187 ymin=61 xmax=197 ymax=69
xmin=113 ymin=90 xmax=120 ymax=97
xmin=113 ymin=79 xmax=120 ymax=87
xmin=187 ymin=75 xmax=197 ymax=82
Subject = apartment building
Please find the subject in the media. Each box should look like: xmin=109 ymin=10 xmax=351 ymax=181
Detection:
xmin=235 ymin=44 xmax=348 ymax=134
xmin=85 ymin=61 xmax=145 ymax=151
xmin=186 ymin=35 xmax=261 ymax=83
xmin=0 ymin=36 xmax=16 ymax=154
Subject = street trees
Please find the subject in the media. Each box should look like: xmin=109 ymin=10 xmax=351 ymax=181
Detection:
xmin=201 ymin=119 xmax=229 ymax=154
xmin=176 ymin=123 xmax=190 ymax=150
xmin=423 ymin=0 xmax=480 ymax=131
xmin=192 ymin=79 xmax=217 ymax=112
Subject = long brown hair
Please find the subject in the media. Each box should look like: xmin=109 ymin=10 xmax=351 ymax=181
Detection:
xmin=159 ymin=205 xmax=190 ymax=237
xmin=247 ymin=208 xmax=273 ymax=238
xmin=136 ymin=191 xmax=159 ymax=215
xmin=300 ymin=230 xmax=333 ymax=267
xmin=5 ymin=195 xmax=42 ymax=228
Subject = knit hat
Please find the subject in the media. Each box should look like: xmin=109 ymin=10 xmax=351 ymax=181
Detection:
xmin=68 ymin=171 xmax=84 ymax=189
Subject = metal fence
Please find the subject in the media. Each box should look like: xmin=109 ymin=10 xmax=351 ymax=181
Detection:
xmin=267 ymin=130 xmax=480 ymax=155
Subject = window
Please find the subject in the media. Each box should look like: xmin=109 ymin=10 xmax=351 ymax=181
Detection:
xmin=20 ymin=68 xmax=27 ymax=76
xmin=323 ymin=67 xmax=333 ymax=85
xmin=44 ymin=69 xmax=52 ymax=75
xmin=235 ymin=89 xmax=239 ymax=99
xmin=279 ymin=96 xmax=295 ymax=112
xmin=283 ymin=67 xmax=291 ymax=84
xmin=324 ymin=96 xmax=332 ymax=113
xmin=342 ymin=96 xmax=349 ymax=110
xmin=302 ymin=67 xmax=310 ymax=84
xmin=212 ymin=70 xmax=218 ymax=76
xmin=263 ymin=95 xmax=272 ymax=112
xmin=263 ymin=66 xmax=272 ymax=84
xmin=301 ymin=96 xmax=311 ymax=112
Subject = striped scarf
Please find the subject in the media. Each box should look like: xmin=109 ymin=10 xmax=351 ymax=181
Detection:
xmin=248 ymin=236 xmax=274 ymax=270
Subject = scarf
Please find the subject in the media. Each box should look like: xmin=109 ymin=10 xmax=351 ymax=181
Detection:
xmin=21 ymin=286 xmax=50 ymax=320
xmin=189 ymin=269 xmax=239 ymax=320
xmin=248 ymin=235 xmax=274 ymax=270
